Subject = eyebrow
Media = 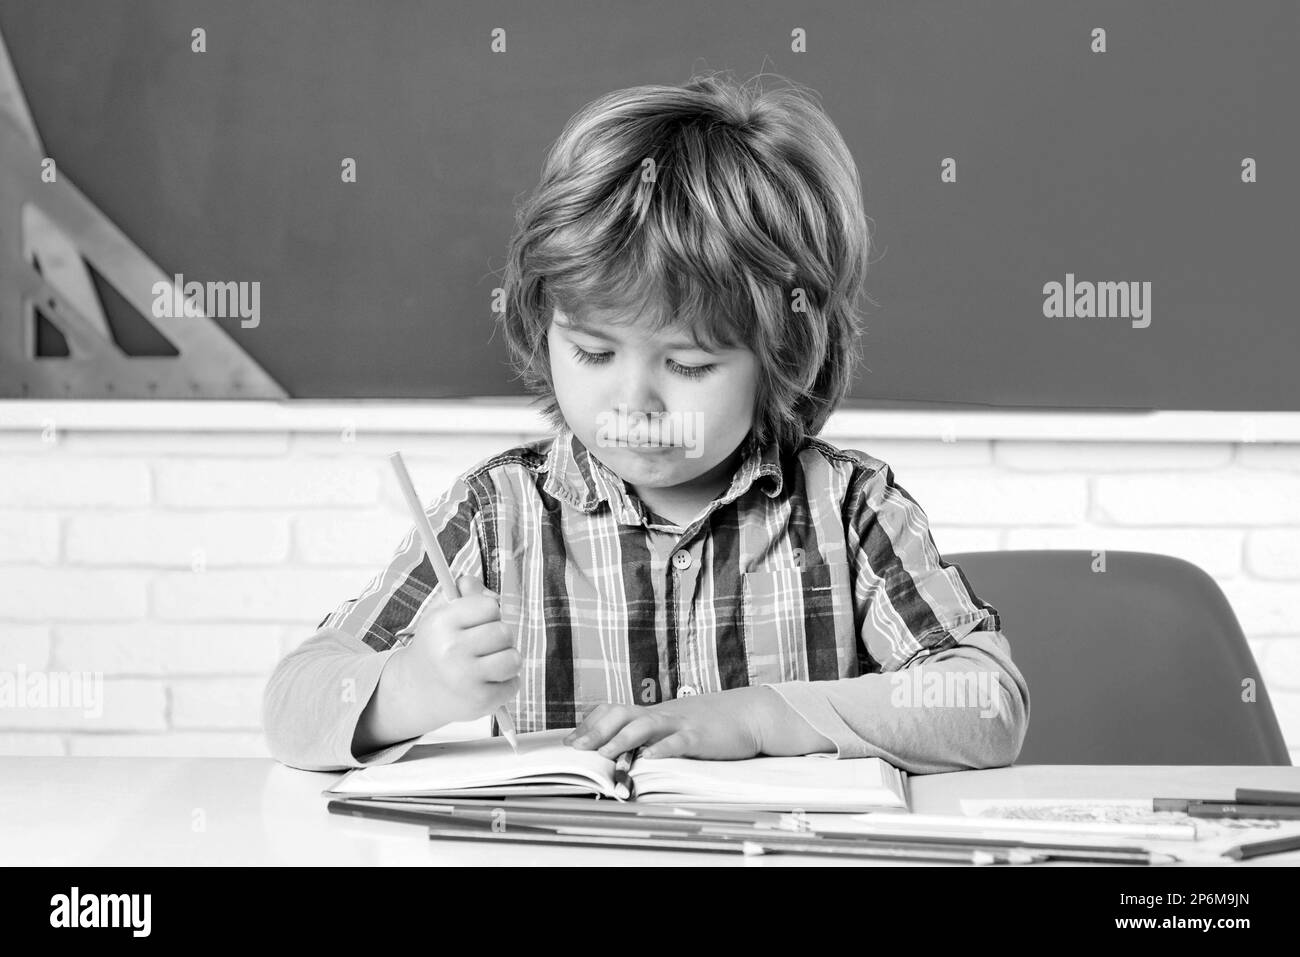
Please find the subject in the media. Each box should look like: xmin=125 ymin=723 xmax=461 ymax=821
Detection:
xmin=556 ymin=319 xmax=714 ymax=352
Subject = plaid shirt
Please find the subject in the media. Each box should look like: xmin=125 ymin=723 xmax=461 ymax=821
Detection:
xmin=315 ymin=426 xmax=1005 ymax=737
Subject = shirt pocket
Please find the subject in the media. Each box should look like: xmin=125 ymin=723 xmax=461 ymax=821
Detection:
xmin=741 ymin=560 xmax=856 ymax=685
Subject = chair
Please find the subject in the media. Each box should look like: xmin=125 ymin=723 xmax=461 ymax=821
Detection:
xmin=946 ymin=549 xmax=1291 ymax=765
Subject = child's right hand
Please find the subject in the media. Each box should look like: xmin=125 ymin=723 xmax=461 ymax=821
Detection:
xmin=395 ymin=575 xmax=521 ymax=724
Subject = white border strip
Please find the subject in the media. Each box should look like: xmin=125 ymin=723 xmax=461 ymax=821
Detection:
xmin=0 ymin=400 xmax=1298 ymax=442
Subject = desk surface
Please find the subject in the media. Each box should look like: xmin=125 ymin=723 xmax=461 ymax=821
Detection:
xmin=2 ymin=759 xmax=1298 ymax=866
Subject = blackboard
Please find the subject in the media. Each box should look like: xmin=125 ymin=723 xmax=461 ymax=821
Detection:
xmin=3 ymin=0 xmax=1296 ymax=409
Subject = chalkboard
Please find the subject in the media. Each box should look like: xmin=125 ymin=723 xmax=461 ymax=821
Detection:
xmin=2 ymin=0 xmax=1295 ymax=409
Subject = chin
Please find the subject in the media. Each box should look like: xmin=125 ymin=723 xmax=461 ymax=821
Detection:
xmin=617 ymin=450 xmax=690 ymax=483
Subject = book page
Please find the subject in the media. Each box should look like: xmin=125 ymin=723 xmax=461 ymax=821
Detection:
xmin=328 ymin=728 xmax=616 ymax=796
xmin=630 ymin=754 xmax=906 ymax=808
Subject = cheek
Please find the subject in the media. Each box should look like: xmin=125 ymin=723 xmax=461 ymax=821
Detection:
xmin=549 ymin=359 xmax=601 ymax=422
xmin=548 ymin=347 xmax=579 ymax=391
xmin=713 ymin=367 xmax=758 ymax=417
xmin=691 ymin=382 xmax=753 ymax=443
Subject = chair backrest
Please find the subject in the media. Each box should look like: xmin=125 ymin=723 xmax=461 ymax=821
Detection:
xmin=947 ymin=550 xmax=1290 ymax=765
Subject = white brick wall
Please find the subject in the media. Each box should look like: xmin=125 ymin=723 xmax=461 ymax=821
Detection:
xmin=1 ymin=423 xmax=1297 ymax=765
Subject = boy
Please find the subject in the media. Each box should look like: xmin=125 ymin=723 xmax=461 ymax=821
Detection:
xmin=262 ymin=72 xmax=1029 ymax=773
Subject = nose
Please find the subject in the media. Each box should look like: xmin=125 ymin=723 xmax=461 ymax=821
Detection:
xmin=620 ymin=362 xmax=666 ymax=417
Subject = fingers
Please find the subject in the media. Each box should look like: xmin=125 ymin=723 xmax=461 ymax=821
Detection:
xmin=440 ymin=591 xmax=501 ymax=629
xmin=458 ymin=619 xmax=515 ymax=657
xmin=563 ymin=703 xmax=631 ymax=748
xmin=591 ymin=715 xmax=663 ymax=760
xmin=457 ymin=575 xmax=497 ymax=599
xmin=639 ymin=731 xmax=693 ymax=759
xmin=472 ymin=674 xmax=520 ymax=712
xmin=428 ymin=575 xmax=495 ymax=606
xmin=564 ymin=704 xmax=666 ymax=758
xmin=472 ymin=646 xmax=522 ymax=683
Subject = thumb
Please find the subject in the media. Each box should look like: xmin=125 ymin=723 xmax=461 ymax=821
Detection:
xmin=456 ymin=575 xmax=496 ymax=598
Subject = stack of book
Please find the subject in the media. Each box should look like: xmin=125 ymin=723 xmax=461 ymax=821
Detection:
xmin=322 ymin=729 xmax=1184 ymax=864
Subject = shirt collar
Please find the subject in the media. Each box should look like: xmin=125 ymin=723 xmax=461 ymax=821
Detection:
xmin=541 ymin=425 xmax=785 ymax=525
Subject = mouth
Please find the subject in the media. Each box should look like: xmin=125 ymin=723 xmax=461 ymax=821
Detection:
xmin=624 ymin=442 xmax=678 ymax=453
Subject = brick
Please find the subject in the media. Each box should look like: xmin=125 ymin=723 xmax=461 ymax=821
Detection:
xmin=1236 ymin=444 xmax=1300 ymax=470
xmin=372 ymin=439 xmax=560 ymax=511
xmin=152 ymin=569 xmax=375 ymax=622
xmin=1246 ymin=638 xmax=1270 ymax=670
xmin=290 ymin=431 xmax=532 ymax=461
xmin=376 ymin=459 xmax=467 ymax=512
xmin=834 ymin=439 xmax=992 ymax=468
xmin=996 ymin=441 xmax=1231 ymax=470
xmin=294 ymin=511 xmax=410 ymax=565
xmin=1095 ymin=474 xmax=1300 ymax=525
xmin=896 ymin=472 xmax=1086 ymax=526
xmin=0 ymin=732 xmax=66 ymax=755
xmin=280 ymin=627 xmax=304 ymax=658
xmin=155 ymin=460 xmax=380 ymax=507
xmin=927 ymin=528 xmax=1004 ymax=556
xmin=68 ymin=732 xmax=270 ymax=757
xmin=1004 ymin=528 xmax=1244 ymax=580
xmin=0 ymin=625 xmax=51 ymax=669
xmin=66 ymin=512 xmax=291 ymax=566
xmin=60 ymin=431 xmax=290 ymax=456
xmin=1267 ymin=690 xmax=1300 ymax=754
xmin=0 ymin=511 xmax=60 ymax=563
xmin=1219 ymin=581 xmax=1300 ymax=637
xmin=169 ymin=677 xmax=266 ymax=729
xmin=53 ymin=625 xmax=282 ymax=675
xmin=0 ymin=570 xmax=149 ymax=620
xmin=1258 ymin=637 xmax=1300 ymax=691
xmin=1246 ymin=529 xmax=1300 ymax=580
xmin=0 ymin=431 xmax=57 ymax=453
xmin=0 ymin=459 xmax=150 ymax=507
xmin=0 ymin=676 xmax=165 ymax=731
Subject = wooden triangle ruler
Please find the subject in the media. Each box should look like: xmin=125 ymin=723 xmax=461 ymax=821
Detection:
xmin=0 ymin=25 xmax=286 ymax=398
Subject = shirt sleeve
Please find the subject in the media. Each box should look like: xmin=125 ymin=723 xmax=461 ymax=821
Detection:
xmin=262 ymin=467 xmax=487 ymax=771
xmin=762 ymin=461 xmax=1031 ymax=773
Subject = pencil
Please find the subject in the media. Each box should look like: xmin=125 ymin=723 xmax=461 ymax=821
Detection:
xmin=418 ymin=820 xmax=1032 ymax=863
xmin=1223 ymin=832 xmax=1300 ymax=861
xmin=388 ymin=452 xmax=519 ymax=754
xmin=386 ymin=794 xmax=792 ymax=826
xmin=611 ymin=749 xmax=637 ymax=800
xmin=1234 ymin=787 xmax=1300 ymax=807
xmin=1186 ymin=802 xmax=1300 ymax=819
xmin=329 ymin=798 xmax=1166 ymax=863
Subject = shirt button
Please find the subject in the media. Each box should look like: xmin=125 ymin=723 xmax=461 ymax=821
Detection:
xmin=677 ymin=685 xmax=697 ymax=697
xmin=672 ymin=549 xmax=692 ymax=570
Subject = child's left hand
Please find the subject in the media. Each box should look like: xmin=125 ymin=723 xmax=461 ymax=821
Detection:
xmin=562 ymin=689 xmax=764 ymax=760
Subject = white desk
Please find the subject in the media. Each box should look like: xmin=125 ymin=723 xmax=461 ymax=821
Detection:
xmin=2 ymin=759 xmax=1298 ymax=866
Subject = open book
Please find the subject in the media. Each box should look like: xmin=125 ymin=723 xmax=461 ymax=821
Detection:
xmin=325 ymin=728 xmax=908 ymax=812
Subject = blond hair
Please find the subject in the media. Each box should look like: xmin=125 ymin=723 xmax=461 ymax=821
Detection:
xmin=497 ymin=71 xmax=873 ymax=452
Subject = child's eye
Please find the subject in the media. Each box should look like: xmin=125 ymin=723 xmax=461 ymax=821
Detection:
xmin=667 ymin=360 xmax=716 ymax=379
xmin=570 ymin=346 xmax=714 ymax=379
xmin=570 ymin=345 xmax=612 ymax=366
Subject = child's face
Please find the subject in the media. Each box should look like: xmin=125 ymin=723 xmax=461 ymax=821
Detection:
xmin=548 ymin=306 xmax=759 ymax=497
